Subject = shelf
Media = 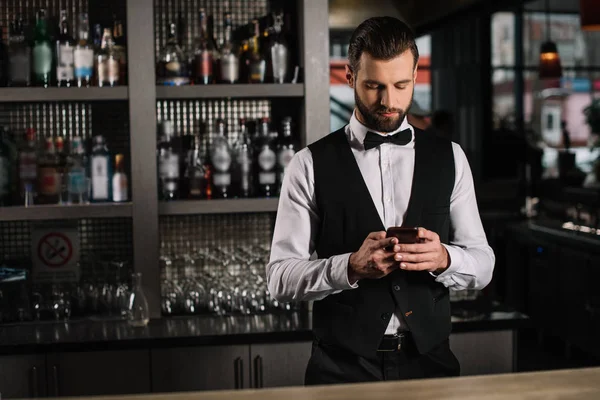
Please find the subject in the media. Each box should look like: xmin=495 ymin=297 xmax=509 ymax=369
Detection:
xmin=156 ymin=84 xmax=304 ymax=99
xmin=159 ymin=198 xmax=279 ymax=215
xmin=0 ymin=203 xmax=133 ymax=221
xmin=0 ymin=87 xmax=129 ymax=103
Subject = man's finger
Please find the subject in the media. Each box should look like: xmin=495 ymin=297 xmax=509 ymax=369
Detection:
xmin=375 ymin=237 xmax=398 ymax=250
xmin=395 ymin=251 xmax=434 ymax=263
xmin=399 ymin=261 xmax=436 ymax=271
xmin=367 ymin=231 xmax=387 ymax=241
xmin=417 ymin=228 xmax=439 ymax=243
xmin=396 ymin=242 xmax=432 ymax=253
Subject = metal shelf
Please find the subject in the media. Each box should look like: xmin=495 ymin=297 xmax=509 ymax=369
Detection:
xmin=0 ymin=87 xmax=129 ymax=103
xmin=0 ymin=203 xmax=133 ymax=221
xmin=159 ymin=198 xmax=279 ymax=215
xmin=156 ymin=84 xmax=304 ymax=99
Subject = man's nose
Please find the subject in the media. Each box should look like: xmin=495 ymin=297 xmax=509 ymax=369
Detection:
xmin=380 ymin=88 xmax=395 ymax=109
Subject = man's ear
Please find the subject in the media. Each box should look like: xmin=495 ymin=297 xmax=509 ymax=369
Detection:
xmin=345 ymin=65 xmax=355 ymax=88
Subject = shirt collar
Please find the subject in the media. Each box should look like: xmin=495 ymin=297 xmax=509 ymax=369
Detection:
xmin=348 ymin=109 xmax=414 ymax=149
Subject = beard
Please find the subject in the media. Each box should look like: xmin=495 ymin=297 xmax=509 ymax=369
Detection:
xmin=354 ymin=90 xmax=412 ymax=133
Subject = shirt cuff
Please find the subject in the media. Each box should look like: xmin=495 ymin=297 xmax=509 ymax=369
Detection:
xmin=330 ymin=252 xmax=359 ymax=290
xmin=430 ymin=244 xmax=463 ymax=283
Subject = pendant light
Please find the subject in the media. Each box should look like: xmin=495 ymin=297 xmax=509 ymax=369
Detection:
xmin=539 ymin=0 xmax=562 ymax=79
xmin=580 ymin=0 xmax=600 ymax=31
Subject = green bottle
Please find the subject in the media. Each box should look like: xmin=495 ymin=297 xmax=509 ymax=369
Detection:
xmin=32 ymin=9 xmax=53 ymax=87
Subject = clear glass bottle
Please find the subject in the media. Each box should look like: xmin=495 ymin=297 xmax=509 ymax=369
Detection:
xmin=248 ymin=20 xmax=266 ymax=84
xmin=112 ymin=17 xmax=127 ymax=85
xmin=90 ymin=135 xmax=112 ymax=202
xmin=96 ymin=28 xmax=120 ymax=87
xmin=254 ymin=117 xmax=277 ymax=197
xmin=219 ymin=12 xmax=239 ymax=84
xmin=8 ymin=17 xmax=31 ymax=87
xmin=157 ymin=121 xmax=180 ymax=200
xmin=210 ymin=119 xmax=232 ymax=198
xmin=269 ymin=11 xmax=289 ymax=84
xmin=233 ymin=118 xmax=253 ymax=197
xmin=127 ymin=272 xmax=149 ymax=327
xmin=74 ymin=13 xmax=94 ymax=88
xmin=192 ymin=8 xmax=214 ymax=85
xmin=67 ymin=136 xmax=88 ymax=204
xmin=32 ymin=9 xmax=53 ymax=88
xmin=56 ymin=9 xmax=75 ymax=87
xmin=184 ymin=134 xmax=206 ymax=199
xmin=36 ymin=136 xmax=60 ymax=204
xmin=18 ymin=128 xmax=38 ymax=204
xmin=276 ymin=117 xmax=296 ymax=193
xmin=157 ymin=23 xmax=189 ymax=86
xmin=112 ymin=153 xmax=128 ymax=202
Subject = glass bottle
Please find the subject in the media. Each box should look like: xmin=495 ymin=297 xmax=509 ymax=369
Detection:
xmin=8 ymin=17 xmax=31 ymax=87
xmin=56 ymin=9 xmax=75 ymax=87
xmin=233 ymin=118 xmax=253 ymax=197
xmin=248 ymin=20 xmax=266 ymax=84
xmin=192 ymin=8 xmax=214 ymax=85
xmin=18 ymin=128 xmax=38 ymax=204
xmin=90 ymin=135 xmax=112 ymax=202
xmin=32 ymin=9 xmax=53 ymax=88
xmin=74 ymin=13 xmax=94 ymax=88
xmin=254 ymin=118 xmax=277 ymax=197
xmin=0 ymin=128 xmax=12 ymax=206
xmin=210 ymin=119 xmax=232 ymax=198
xmin=276 ymin=117 xmax=296 ymax=194
xmin=127 ymin=272 xmax=149 ymax=327
xmin=219 ymin=12 xmax=239 ymax=84
xmin=184 ymin=134 xmax=206 ymax=199
xmin=269 ymin=11 xmax=289 ymax=84
xmin=0 ymin=28 xmax=7 ymax=87
xmin=37 ymin=136 xmax=60 ymax=204
xmin=157 ymin=23 xmax=189 ymax=86
xmin=112 ymin=17 xmax=127 ymax=85
xmin=67 ymin=136 xmax=88 ymax=204
xmin=96 ymin=28 xmax=120 ymax=87
xmin=112 ymin=153 xmax=128 ymax=202
xmin=157 ymin=121 xmax=180 ymax=200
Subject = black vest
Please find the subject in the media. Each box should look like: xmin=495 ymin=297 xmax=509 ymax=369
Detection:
xmin=308 ymin=126 xmax=455 ymax=359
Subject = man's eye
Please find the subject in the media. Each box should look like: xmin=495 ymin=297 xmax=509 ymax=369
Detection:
xmin=396 ymin=85 xmax=408 ymax=90
xmin=366 ymin=84 xmax=380 ymax=90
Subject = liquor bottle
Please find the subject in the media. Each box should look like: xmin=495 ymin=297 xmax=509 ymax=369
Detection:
xmin=248 ymin=20 xmax=266 ymax=84
xmin=67 ymin=136 xmax=88 ymax=204
xmin=112 ymin=153 xmax=128 ymax=202
xmin=254 ymin=118 xmax=277 ymax=197
xmin=0 ymin=29 xmax=7 ymax=87
xmin=269 ymin=11 xmax=289 ymax=84
xmin=192 ymin=9 xmax=214 ymax=85
xmin=18 ymin=128 xmax=38 ymax=203
xmin=55 ymin=10 xmax=75 ymax=87
xmin=32 ymin=9 xmax=53 ymax=88
xmin=157 ymin=23 xmax=189 ymax=86
xmin=157 ymin=121 xmax=180 ymax=200
xmin=238 ymin=39 xmax=251 ymax=83
xmin=37 ymin=136 xmax=60 ymax=204
xmin=184 ymin=134 xmax=206 ymax=199
xmin=73 ymin=13 xmax=94 ymax=87
xmin=219 ymin=12 xmax=239 ymax=84
xmin=233 ymin=118 xmax=253 ymax=197
xmin=7 ymin=17 xmax=31 ymax=87
xmin=276 ymin=117 xmax=296 ymax=193
xmin=96 ymin=28 xmax=120 ymax=87
xmin=210 ymin=119 xmax=232 ymax=198
xmin=112 ymin=17 xmax=127 ymax=85
xmin=0 ymin=127 xmax=12 ymax=205
xmin=90 ymin=135 xmax=112 ymax=202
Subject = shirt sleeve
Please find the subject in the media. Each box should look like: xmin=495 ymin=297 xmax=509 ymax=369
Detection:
xmin=266 ymin=148 xmax=358 ymax=303
xmin=432 ymin=143 xmax=496 ymax=290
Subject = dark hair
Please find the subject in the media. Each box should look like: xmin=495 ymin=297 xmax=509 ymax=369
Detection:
xmin=348 ymin=17 xmax=419 ymax=73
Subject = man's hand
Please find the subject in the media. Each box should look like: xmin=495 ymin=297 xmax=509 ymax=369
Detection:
xmin=394 ymin=228 xmax=450 ymax=274
xmin=348 ymin=231 xmax=400 ymax=283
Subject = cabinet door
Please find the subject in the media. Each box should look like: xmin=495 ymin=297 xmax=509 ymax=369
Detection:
xmin=151 ymin=345 xmax=250 ymax=393
xmin=47 ymin=350 xmax=150 ymax=397
xmin=250 ymin=341 xmax=312 ymax=388
xmin=559 ymin=247 xmax=590 ymax=346
xmin=527 ymin=240 xmax=559 ymax=331
xmin=0 ymin=354 xmax=46 ymax=399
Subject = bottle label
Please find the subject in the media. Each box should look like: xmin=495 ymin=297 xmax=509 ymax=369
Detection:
xmin=259 ymin=172 xmax=276 ymax=185
xmin=195 ymin=51 xmax=213 ymax=78
xmin=9 ymin=52 xmax=31 ymax=83
xmin=38 ymin=167 xmax=59 ymax=195
xmin=68 ymin=170 xmax=87 ymax=194
xmin=213 ymin=172 xmax=231 ymax=187
xmin=159 ymin=154 xmax=179 ymax=179
xmin=33 ymin=43 xmax=52 ymax=74
xmin=91 ymin=156 xmax=109 ymax=200
xmin=57 ymin=44 xmax=75 ymax=81
xmin=258 ymin=147 xmax=276 ymax=171
xmin=212 ymin=147 xmax=231 ymax=172
xmin=221 ymin=54 xmax=239 ymax=83
xmin=19 ymin=153 xmax=37 ymax=180
xmin=112 ymin=174 xmax=128 ymax=202
xmin=74 ymin=48 xmax=94 ymax=78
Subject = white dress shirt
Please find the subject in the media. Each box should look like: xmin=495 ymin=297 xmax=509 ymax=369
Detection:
xmin=267 ymin=111 xmax=495 ymax=335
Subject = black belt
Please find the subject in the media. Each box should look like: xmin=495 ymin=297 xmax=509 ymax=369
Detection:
xmin=377 ymin=332 xmax=412 ymax=352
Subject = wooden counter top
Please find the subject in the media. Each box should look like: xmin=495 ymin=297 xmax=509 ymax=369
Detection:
xmin=49 ymin=367 xmax=600 ymax=400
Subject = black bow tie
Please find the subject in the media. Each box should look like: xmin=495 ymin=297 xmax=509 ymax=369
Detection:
xmin=363 ymin=129 xmax=412 ymax=150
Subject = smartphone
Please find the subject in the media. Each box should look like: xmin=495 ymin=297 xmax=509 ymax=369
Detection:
xmin=385 ymin=227 xmax=421 ymax=244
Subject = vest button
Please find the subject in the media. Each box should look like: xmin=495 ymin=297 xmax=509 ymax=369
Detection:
xmin=393 ymin=285 xmax=400 ymax=291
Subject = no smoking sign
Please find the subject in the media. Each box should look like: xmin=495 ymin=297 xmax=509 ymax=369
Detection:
xmin=32 ymin=222 xmax=80 ymax=283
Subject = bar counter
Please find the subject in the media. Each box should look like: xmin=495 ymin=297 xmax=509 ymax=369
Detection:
xmin=32 ymin=367 xmax=600 ymax=400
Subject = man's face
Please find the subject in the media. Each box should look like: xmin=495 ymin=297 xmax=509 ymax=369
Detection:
xmin=347 ymin=50 xmax=417 ymax=133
